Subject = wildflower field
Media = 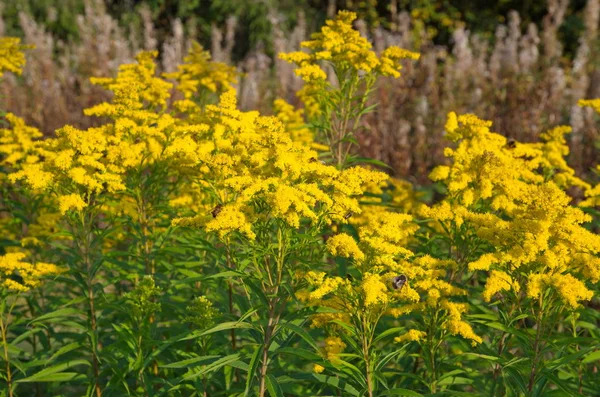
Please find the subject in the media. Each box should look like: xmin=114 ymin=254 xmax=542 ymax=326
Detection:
xmin=2 ymin=8 xmax=600 ymax=397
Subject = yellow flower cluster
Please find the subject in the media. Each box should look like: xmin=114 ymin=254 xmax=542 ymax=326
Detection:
xmin=0 ymin=113 xmax=43 ymax=167
xmin=10 ymin=123 xmax=127 ymax=205
xmin=578 ymin=98 xmax=600 ymax=114
xmin=482 ymin=270 xmax=520 ymax=302
xmin=394 ymin=329 xmax=427 ymax=343
xmin=427 ymin=112 xmax=600 ymax=309
xmin=87 ymin=51 xmax=172 ymax=119
xmin=58 ymin=193 xmax=88 ymax=215
xmin=165 ymin=41 xmax=238 ymax=99
xmin=303 ymin=205 xmax=481 ymax=344
xmin=581 ymin=165 xmax=600 ymax=207
xmin=430 ymin=112 xmax=587 ymax=211
xmin=527 ymin=273 xmax=593 ymax=309
xmin=578 ymin=99 xmax=600 ymax=207
xmin=0 ymin=37 xmax=32 ymax=76
xmin=172 ymin=89 xmax=387 ymax=238
xmin=280 ymin=11 xmax=419 ymax=82
xmin=8 ymin=51 xmax=217 ymax=216
xmin=273 ymin=98 xmax=328 ymax=151
xmin=0 ymin=252 xmax=62 ymax=292
xmin=323 ymin=336 xmax=346 ymax=363
xmin=326 ymin=233 xmax=365 ymax=262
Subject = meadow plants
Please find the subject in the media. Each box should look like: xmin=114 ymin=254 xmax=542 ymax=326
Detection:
xmin=1 ymin=12 xmax=600 ymax=397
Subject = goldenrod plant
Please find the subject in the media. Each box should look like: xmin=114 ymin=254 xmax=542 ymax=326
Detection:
xmin=1 ymin=9 xmax=600 ymax=397
xmin=280 ymin=10 xmax=419 ymax=169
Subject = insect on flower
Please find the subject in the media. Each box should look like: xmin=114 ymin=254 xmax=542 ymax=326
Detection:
xmin=309 ymin=157 xmax=326 ymax=165
xmin=344 ymin=211 xmax=353 ymax=220
xmin=210 ymin=204 xmax=223 ymax=218
xmin=391 ymin=274 xmax=407 ymax=291
xmin=505 ymin=138 xmax=516 ymax=149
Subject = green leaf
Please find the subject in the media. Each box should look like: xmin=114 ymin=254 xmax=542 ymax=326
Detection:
xmin=538 ymin=370 xmax=581 ymax=397
xmin=348 ymin=156 xmax=391 ymax=169
xmin=11 ymin=327 xmax=43 ymax=346
xmin=266 ymin=374 xmax=283 ymax=397
xmin=437 ymin=376 xmax=473 ymax=386
xmin=460 ymin=353 xmax=500 ymax=362
xmin=375 ymin=347 xmax=408 ymax=372
xmin=161 ymin=355 xmax=220 ymax=369
xmin=17 ymin=360 xmax=90 ymax=383
xmin=18 ymin=372 xmax=85 ymax=383
xmin=285 ymin=373 xmax=360 ymax=396
xmin=379 ymin=388 xmax=423 ymax=396
xmin=29 ymin=308 xmax=83 ymax=324
xmin=279 ymin=322 xmax=319 ymax=351
xmin=182 ymin=354 xmax=243 ymax=381
xmin=47 ymin=342 xmax=83 ymax=363
xmin=179 ymin=321 xmax=254 ymax=341
xmin=275 ymin=347 xmax=320 ymax=362
xmin=374 ymin=327 xmax=405 ymax=344
xmin=503 ymin=366 xmax=528 ymax=395
xmin=244 ymin=345 xmax=262 ymax=396
xmin=582 ymin=350 xmax=600 ymax=364
xmin=546 ymin=349 xmax=589 ymax=371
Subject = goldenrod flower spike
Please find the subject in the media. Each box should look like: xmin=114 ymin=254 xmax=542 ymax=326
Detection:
xmin=0 ymin=252 xmax=62 ymax=293
xmin=0 ymin=37 xmax=33 ymax=76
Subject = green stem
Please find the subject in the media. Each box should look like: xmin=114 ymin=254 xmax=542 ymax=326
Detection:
xmin=426 ymin=310 xmax=440 ymax=393
xmin=361 ymin=315 xmax=374 ymax=397
xmin=258 ymin=227 xmax=287 ymax=397
xmin=80 ymin=211 xmax=102 ymax=397
xmin=1 ymin=296 xmax=18 ymax=397
xmin=258 ymin=297 xmax=279 ymax=397
xmin=527 ymin=296 xmax=545 ymax=394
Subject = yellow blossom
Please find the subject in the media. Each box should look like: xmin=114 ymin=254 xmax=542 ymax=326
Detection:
xmin=165 ymin=42 xmax=238 ymax=99
xmin=394 ymin=329 xmax=427 ymax=343
xmin=58 ymin=194 xmax=88 ymax=215
xmin=445 ymin=320 xmax=482 ymax=345
xmin=0 ymin=252 xmax=62 ymax=292
xmin=361 ymin=273 xmax=388 ymax=306
xmin=0 ymin=37 xmax=32 ymax=76
xmin=327 ymin=233 xmax=365 ymax=262
xmin=483 ymin=270 xmax=519 ymax=301
xmin=323 ymin=336 xmax=346 ymax=362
